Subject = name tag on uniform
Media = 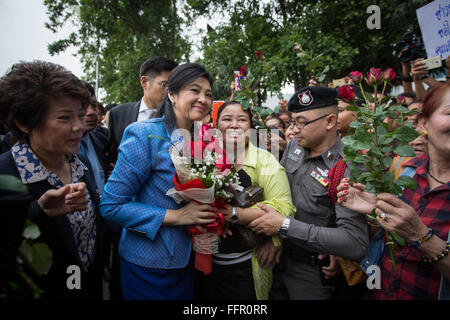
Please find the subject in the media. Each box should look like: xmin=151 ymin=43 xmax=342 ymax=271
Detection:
xmin=310 ymin=170 xmax=329 ymax=187
xmin=287 ymin=153 xmax=300 ymax=161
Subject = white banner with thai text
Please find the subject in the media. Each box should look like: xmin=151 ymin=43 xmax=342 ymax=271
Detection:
xmin=416 ymin=0 xmax=450 ymax=59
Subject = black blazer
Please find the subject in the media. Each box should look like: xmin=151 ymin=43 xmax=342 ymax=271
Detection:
xmin=0 ymin=151 xmax=104 ymax=300
xmin=107 ymin=101 xmax=140 ymax=164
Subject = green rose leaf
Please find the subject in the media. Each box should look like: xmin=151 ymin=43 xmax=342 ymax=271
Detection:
xmin=389 ymin=182 xmax=404 ymax=196
xmin=364 ymin=183 xmax=376 ymax=193
xmin=383 ymin=157 xmax=393 ymax=168
xmin=380 ymin=136 xmax=395 ymax=145
xmin=349 ymin=166 xmax=361 ymax=181
xmin=390 ymin=105 xmax=410 ymax=114
xmin=394 ymin=145 xmax=416 ymax=157
xmin=345 ymin=105 xmax=360 ymax=112
xmin=393 ymin=125 xmax=419 ymax=142
xmin=359 ymin=172 xmax=372 ymax=180
xmin=349 ymin=121 xmax=365 ymax=128
xmin=395 ymin=175 xmax=418 ymax=190
xmin=376 ymin=124 xmax=388 ymax=136
xmin=355 ymin=128 xmax=372 ymax=143
xmin=351 ymin=141 xmax=371 ymax=151
xmin=353 ymin=155 xmax=367 ymax=163
xmin=381 ymin=145 xmax=394 ymax=153
xmin=342 ymin=135 xmax=356 ymax=146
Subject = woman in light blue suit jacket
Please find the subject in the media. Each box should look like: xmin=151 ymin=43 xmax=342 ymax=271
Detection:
xmin=100 ymin=63 xmax=218 ymax=299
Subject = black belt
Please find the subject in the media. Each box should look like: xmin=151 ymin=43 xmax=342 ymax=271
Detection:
xmin=283 ymin=243 xmax=324 ymax=266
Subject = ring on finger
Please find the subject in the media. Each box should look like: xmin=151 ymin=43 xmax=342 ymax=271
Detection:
xmin=379 ymin=211 xmax=387 ymax=221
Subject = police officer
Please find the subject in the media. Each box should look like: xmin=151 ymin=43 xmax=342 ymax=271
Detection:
xmin=249 ymin=86 xmax=369 ymax=299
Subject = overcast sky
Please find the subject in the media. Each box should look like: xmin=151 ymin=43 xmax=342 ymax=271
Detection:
xmin=0 ymin=0 xmax=83 ymax=78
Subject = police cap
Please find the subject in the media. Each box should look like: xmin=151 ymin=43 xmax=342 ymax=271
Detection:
xmin=288 ymin=86 xmax=338 ymax=113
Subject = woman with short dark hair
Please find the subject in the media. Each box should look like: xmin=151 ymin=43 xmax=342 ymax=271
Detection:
xmin=0 ymin=60 xmax=104 ymax=299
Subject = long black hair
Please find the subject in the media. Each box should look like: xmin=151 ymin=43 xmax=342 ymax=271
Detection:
xmin=152 ymin=63 xmax=213 ymax=134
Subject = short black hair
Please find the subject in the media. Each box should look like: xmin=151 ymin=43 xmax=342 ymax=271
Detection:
xmin=0 ymin=60 xmax=91 ymax=142
xmin=82 ymin=80 xmax=96 ymax=98
xmin=139 ymin=56 xmax=178 ymax=78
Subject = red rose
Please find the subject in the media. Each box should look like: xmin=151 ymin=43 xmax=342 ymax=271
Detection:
xmin=215 ymin=149 xmax=232 ymax=171
xmin=293 ymin=44 xmax=302 ymax=52
xmin=205 ymin=137 xmax=220 ymax=152
xmin=255 ymin=50 xmax=265 ymax=60
xmin=185 ymin=140 xmax=206 ymax=161
xmin=349 ymin=71 xmax=362 ymax=84
xmin=239 ymin=65 xmax=248 ymax=77
xmin=365 ymin=67 xmax=384 ymax=86
xmin=199 ymin=123 xmax=214 ymax=141
xmin=337 ymin=85 xmax=355 ymax=101
xmin=383 ymin=68 xmax=396 ymax=82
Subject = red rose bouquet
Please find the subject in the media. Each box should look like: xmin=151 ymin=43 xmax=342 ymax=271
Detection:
xmin=166 ymin=123 xmax=240 ymax=274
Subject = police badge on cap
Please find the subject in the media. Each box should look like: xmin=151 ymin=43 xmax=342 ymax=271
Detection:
xmin=288 ymin=86 xmax=338 ymax=113
xmin=298 ymin=90 xmax=313 ymax=106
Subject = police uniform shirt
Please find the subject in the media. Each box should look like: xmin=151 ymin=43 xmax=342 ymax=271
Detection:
xmin=280 ymin=137 xmax=369 ymax=261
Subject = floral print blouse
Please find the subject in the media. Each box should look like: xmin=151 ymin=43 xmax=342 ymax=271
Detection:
xmin=11 ymin=141 xmax=96 ymax=271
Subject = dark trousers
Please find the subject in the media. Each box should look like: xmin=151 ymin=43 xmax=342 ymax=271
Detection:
xmin=194 ymin=259 xmax=256 ymax=300
xmin=109 ymin=232 xmax=122 ymax=300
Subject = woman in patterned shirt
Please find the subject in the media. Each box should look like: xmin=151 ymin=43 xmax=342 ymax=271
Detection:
xmin=0 ymin=61 xmax=104 ymax=299
xmin=337 ymin=82 xmax=450 ymax=299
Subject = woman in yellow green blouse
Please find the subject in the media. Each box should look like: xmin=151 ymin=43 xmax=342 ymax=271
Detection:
xmin=194 ymin=101 xmax=295 ymax=300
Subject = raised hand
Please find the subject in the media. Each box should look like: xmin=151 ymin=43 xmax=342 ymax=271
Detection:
xmin=38 ymin=182 xmax=88 ymax=217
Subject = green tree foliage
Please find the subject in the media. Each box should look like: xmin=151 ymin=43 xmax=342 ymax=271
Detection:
xmin=187 ymin=0 xmax=431 ymax=98
xmin=45 ymin=0 xmax=432 ymax=103
xmin=44 ymin=0 xmax=191 ymax=104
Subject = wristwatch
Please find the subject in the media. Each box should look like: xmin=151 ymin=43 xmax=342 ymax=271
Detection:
xmin=278 ymin=217 xmax=290 ymax=239
xmin=230 ymin=206 xmax=239 ymax=224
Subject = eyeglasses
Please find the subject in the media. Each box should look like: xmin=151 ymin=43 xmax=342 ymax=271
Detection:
xmin=144 ymin=76 xmax=167 ymax=88
xmin=288 ymin=114 xmax=330 ymax=129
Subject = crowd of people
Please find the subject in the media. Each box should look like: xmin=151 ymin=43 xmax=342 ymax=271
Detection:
xmin=0 ymin=53 xmax=449 ymax=300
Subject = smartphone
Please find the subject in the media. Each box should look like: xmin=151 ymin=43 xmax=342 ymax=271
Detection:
xmin=423 ymin=56 xmax=442 ymax=70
